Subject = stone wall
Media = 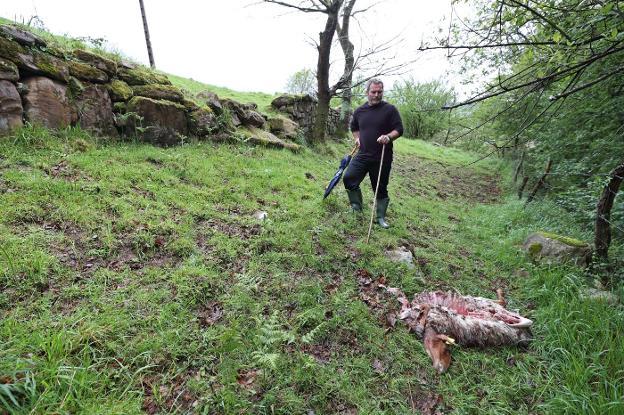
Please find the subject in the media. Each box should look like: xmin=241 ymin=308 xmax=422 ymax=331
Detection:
xmin=0 ymin=23 xmax=225 ymax=144
xmin=0 ymin=23 xmax=308 ymax=152
xmin=270 ymin=94 xmax=342 ymax=138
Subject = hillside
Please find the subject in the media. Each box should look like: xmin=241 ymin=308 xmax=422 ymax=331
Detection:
xmin=1 ymin=122 xmax=622 ymax=413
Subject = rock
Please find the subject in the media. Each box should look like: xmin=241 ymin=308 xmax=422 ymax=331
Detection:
xmin=188 ymin=107 xmax=216 ymax=137
xmin=270 ymin=93 xmax=340 ymax=138
xmin=386 ymin=246 xmax=415 ymax=268
xmin=14 ymin=47 xmax=70 ymax=83
xmin=68 ymin=60 xmax=109 ymax=83
xmin=118 ymin=66 xmax=171 ymax=86
xmin=0 ymin=80 xmax=23 ymax=133
xmin=0 ymin=58 xmax=19 ymax=81
xmin=107 ymin=79 xmax=133 ymax=102
xmin=72 ymin=49 xmax=117 ymax=75
xmin=253 ymin=210 xmax=268 ymax=221
xmin=126 ymin=96 xmax=188 ymax=146
xmin=0 ymin=36 xmax=24 ymax=63
xmin=245 ymin=110 xmax=266 ymax=128
xmin=522 ymin=232 xmax=592 ymax=266
xmin=0 ymin=24 xmax=47 ymax=48
xmin=244 ymin=126 xmax=301 ymax=152
xmin=268 ymin=116 xmax=299 ymax=140
xmin=197 ymin=90 xmax=223 ymax=115
xmin=22 ymin=76 xmax=75 ymax=129
xmin=221 ymin=98 xmax=265 ymax=128
xmin=181 ymin=98 xmax=200 ymax=112
xmin=580 ymin=288 xmax=619 ymax=305
xmin=74 ymin=83 xmax=117 ymax=137
xmin=131 ymin=84 xmax=184 ymax=103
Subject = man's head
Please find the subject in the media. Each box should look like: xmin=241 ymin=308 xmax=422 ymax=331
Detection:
xmin=366 ymin=78 xmax=384 ymax=106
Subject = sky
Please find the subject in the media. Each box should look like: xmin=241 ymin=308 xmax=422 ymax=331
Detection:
xmin=2 ymin=0 xmax=459 ymax=94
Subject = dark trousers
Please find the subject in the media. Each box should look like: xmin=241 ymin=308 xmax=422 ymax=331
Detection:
xmin=343 ymin=154 xmax=392 ymax=200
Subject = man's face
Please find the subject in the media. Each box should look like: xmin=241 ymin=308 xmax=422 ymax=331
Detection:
xmin=367 ymin=83 xmax=383 ymax=105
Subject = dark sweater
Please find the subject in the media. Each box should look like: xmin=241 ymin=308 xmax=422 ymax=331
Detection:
xmin=350 ymin=101 xmax=403 ymax=161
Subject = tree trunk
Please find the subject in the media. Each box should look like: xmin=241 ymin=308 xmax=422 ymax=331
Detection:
xmin=518 ymin=176 xmax=529 ymax=199
xmin=526 ymin=159 xmax=552 ymax=205
xmin=513 ymin=151 xmax=525 ymax=184
xmin=312 ymin=0 xmax=343 ymax=142
xmin=595 ymin=162 xmax=624 ymax=260
xmin=138 ymin=0 xmax=156 ymax=69
xmin=336 ymin=0 xmax=356 ymax=134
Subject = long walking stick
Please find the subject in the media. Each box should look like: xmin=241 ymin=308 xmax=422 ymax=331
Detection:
xmin=366 ymin=144 xmax=386 ymax=244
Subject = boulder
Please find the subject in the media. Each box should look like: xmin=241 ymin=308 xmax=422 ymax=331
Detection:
xmin=0 ymin=24 xmax=47 ymax=48
xmin=22 ymin=76 xmax=75 ymax=129
xmin=107 ymin=79 xmax=133 ymax=102
xmin=244 ymin=126 xmax=300 ymax=152
xmin=16 ymin=48 xmax=70 ymax=83
xmin=385 ymin=246 xmax=415 ymax=268
xmin=74 ymin=83 xmax=117 ymax=137
xmin=0 ymin=58 xmax=19 ymax=81
xmin=68 ymin=60 xmax=109 ymax=83
xmin=196 ymin=90 xmax=223 ymax=115
xmin=131 ymin=84 xmax=184 ymax=103
xmin=0 ymin=80 xmax=23 ymax=133
xmin=268 ymin=116 xmax=299 ymax=140
xmin=126 ymin=96 xmax=187 ymax=145
xmin=188 ymin=107 xmax=216 ymax=137
xmin=181 ymin=98 xmax=200 ymax=113
xmin=118 ymin=66 xmax=171 ymax=86
xmin=522 ymin=232 xmax=592 ymax=266
xmin=0 ymin=36 xmax=23 ymax=63
xmin=72 ymin=49 xmax=117 ymax=75
xmin=221 ymin=98 xmax=265 ymax=128
xmin=271 ymin=94 xmax=304 ymax=108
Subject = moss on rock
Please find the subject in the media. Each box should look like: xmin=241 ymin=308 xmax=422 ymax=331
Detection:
xmin=538 ymin=232 xmax=588 ymax=248
xmin=0 ymin=36 xmax=23 ymax=63
xmin=131 ymin=84 xmax=184 ymax=102
xmin=68 ymin=60 xmax=108 ymax=83
xmin=108 ymin=79 xmax=133 ymax=102
xmin=0 ymin=57 xmax=19 ymax=81
xmin=118 ymin=66 xmax=171 ymax=86
xmin=73 ymin=49 xmax=117 ymax=75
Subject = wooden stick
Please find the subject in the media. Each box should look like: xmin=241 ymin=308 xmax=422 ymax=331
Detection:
xmin=366 ymin=144 xmax=386 ymax=244
xmin=525 ymin=159 xmax=553 ymax=205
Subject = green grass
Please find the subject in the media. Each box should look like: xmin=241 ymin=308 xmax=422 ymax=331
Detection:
xmin=1 ymin=125 xmax=622 ymax=414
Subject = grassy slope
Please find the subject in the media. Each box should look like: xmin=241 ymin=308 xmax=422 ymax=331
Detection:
xmin=1 ymin=125 xmax=622 ymax=414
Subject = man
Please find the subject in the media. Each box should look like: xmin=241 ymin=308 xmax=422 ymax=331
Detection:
xmin=342 ymin=78 xmax=403 ymax=228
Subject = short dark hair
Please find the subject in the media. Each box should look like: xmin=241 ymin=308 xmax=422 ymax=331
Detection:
xmin=366 ymin=78 xmax=383 ymax=92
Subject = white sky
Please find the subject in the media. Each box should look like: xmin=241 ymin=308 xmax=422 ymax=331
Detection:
xmin=2 ymin=0 xmax=458 ymax=94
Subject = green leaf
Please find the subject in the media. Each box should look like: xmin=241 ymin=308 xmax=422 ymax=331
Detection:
xmin=552 ymin=32 xmax=562 ymax=43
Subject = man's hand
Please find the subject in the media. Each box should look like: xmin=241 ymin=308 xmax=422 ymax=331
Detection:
xmin=355 ymin=137 xmax=360 ymax=147
xmin=377 ymin=134 xmax=390 ymax=145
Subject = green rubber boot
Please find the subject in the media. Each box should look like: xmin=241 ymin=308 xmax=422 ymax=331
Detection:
xmin=346 ymin=188 xmax=363 ymax=213
xmin=376 ymin=197 xmax=390 ymax=228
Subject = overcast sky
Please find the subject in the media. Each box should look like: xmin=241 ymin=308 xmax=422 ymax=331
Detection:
xmin=2 ymin=0 xmax=458 ymax=94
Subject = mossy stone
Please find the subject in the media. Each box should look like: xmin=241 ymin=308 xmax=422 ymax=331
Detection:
xmin=538 ymin=232 xmax=588 ymax=248
xmin=181 ymin=98 xmax=200 ymax=112
xmin=108 ymin=79 xmax=133 ymax=102
xmin=73 ymin=49 xmax=117 ymax=75
xmin=0 ymin=57 xmax=19 ymax=81
xmin=528 ymin=243 xmax=543 ymax=257
xmin=118 ymin=66 xmax=171 ymax=86
xmin=113 ymin=102 xmax=127 ymax=114
xmin=68 ymin=60 xmax=108 ymax=83
xmin=131 ymin=84 xmax=184 ymax=102
xmin=0 ymin=36 xmax=23 ymax=63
